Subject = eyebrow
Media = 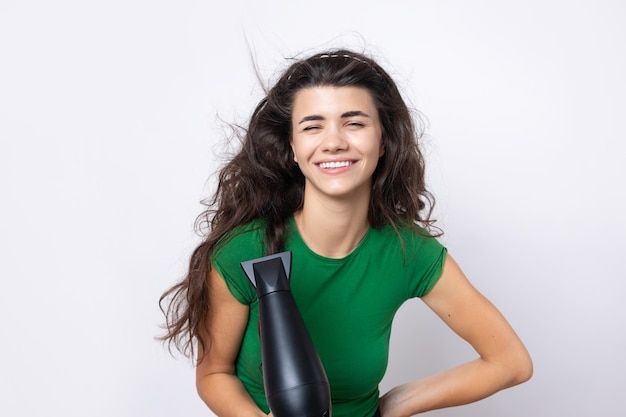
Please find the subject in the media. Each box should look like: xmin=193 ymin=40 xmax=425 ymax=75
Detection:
xmin=297 ymin=110 xmax=371 ymax=124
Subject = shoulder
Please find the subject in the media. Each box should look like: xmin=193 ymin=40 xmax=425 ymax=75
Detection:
xmin=211 ymin=218 xmax=268 ymax=304
xmin=213 ymin=218 xmax=267 ymax=259
xmin=369 ymin=222 xmax=446 ymax=297
xmin=371 ymin=221 xmax=444 ymax=256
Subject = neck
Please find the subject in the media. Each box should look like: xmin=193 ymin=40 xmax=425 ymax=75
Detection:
xmin=294 ymin=189 xmax=371 ymax=259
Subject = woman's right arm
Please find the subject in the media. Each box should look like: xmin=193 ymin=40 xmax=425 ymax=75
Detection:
xmin=196 ymin=267 xmax=268 ymax=417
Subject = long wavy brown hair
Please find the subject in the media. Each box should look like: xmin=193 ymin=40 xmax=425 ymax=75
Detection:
xmin=158 ymin=48 xmax=440 ymax=360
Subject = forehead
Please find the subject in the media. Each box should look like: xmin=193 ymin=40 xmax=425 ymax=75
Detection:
xmin=292 ymin=86 xmax=378 ymax=116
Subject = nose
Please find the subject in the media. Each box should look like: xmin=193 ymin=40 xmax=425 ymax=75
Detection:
xmin=321 ymin=125 xmax=347 ymax=152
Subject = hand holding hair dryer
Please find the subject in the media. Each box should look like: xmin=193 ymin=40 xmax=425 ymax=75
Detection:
xmin=240 ymin=251 xmax=331 ymax=417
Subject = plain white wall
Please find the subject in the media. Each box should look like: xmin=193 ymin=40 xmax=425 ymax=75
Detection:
xmin=1 ymin=1 xmax=624 ymax=416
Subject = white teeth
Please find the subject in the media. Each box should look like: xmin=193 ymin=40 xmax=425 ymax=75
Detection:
xmin=319 ymin=161 xmax=352 ymax=169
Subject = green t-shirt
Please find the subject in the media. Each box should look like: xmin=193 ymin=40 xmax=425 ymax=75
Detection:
xmin=212 ymin=217 xmax=447 ymax=417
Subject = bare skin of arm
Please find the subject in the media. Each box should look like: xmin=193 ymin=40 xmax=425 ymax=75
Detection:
xmin=379 ymin=254 xmax=533 ymax=417
xmin=195 ymin=268 xmax=269 ymax=417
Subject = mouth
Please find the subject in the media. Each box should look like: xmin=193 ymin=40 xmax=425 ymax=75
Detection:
xmin=317 ymin=160 xmax=354 ymax=169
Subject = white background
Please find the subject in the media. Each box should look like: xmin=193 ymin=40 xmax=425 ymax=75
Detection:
xmin=1 ymin=1 xmax=624 ymax=416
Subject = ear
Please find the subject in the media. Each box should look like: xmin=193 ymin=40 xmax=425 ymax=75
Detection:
xmin=290 ymin=140 xmax=298 ymax=163
xmin=379 ymin=139 xmax=385 ymax=157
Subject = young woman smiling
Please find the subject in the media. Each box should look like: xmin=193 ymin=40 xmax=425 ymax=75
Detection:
xmin=159 ymin=49 xmax=533 ymax=417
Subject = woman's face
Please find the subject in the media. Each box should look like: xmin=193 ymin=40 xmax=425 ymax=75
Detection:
xmin=290 ymin=86 xmax=384 ymax=202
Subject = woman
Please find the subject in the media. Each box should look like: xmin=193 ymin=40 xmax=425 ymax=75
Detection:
xmin=159 ymin=49 xmax=533 ymax=417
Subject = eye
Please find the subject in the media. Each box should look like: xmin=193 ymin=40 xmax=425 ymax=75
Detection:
xmin=346 ymin=121 xmax=365 ymax=128
xmin=302 ymin=125 xmax=321 ymax=131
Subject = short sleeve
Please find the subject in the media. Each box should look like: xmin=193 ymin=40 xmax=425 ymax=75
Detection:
xmin=211 ymin=222 xmax=266 ymax=305
xmin=403 ymin=230 xmax=448 ymax=298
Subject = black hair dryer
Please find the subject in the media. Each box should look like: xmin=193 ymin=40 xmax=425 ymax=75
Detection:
xmin=241 ymin=251 xmax=331 ymax=417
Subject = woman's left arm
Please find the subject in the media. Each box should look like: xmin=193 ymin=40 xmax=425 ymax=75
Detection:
xmin=379 ymin=254 xmax=533 ymax=417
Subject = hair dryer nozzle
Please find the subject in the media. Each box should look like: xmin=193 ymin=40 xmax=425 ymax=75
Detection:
xmin=240 ymin=252 xmax=292 ymax=297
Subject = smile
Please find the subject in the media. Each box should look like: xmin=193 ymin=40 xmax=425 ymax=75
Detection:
xmin=317 ymin=161 xmax=353 ymax=169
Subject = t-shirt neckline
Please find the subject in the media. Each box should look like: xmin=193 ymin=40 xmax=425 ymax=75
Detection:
xmin=287 ymin=216 xmax=372 ymax=263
